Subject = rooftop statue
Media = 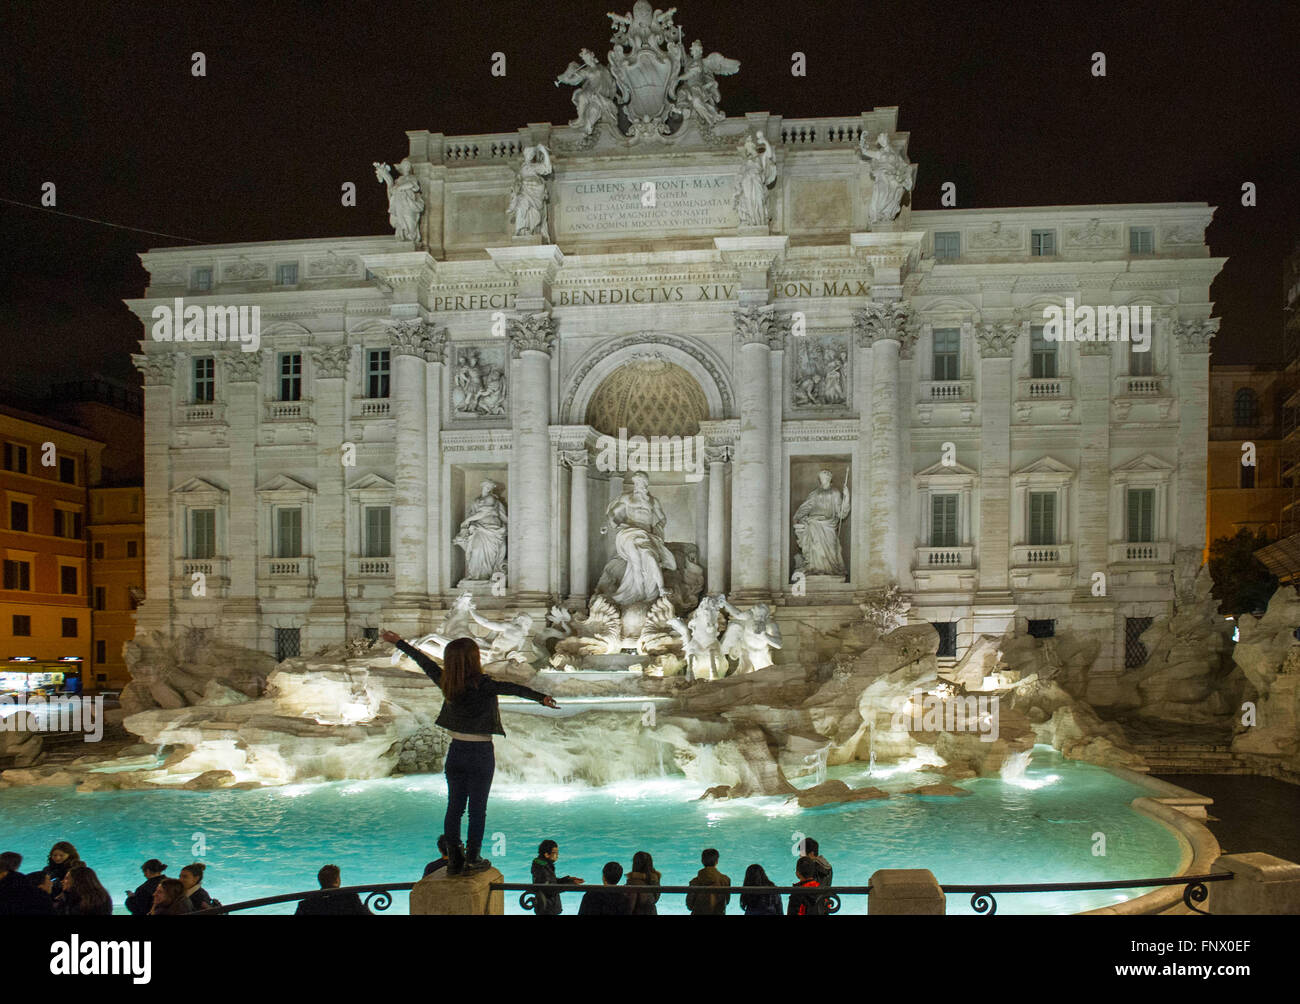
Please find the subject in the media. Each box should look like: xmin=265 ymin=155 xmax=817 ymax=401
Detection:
xmin=555 ymin=49 xmax=626 ymax=136
xmin=372 ymin=158 xmax=424 ymax=243
xmin=507 ymin=144 xmax=554 ymax=241
xmin=671 ymin=39 xmax=739 ymax=127
xmin=735 ymin=130 xmax=777 ymax=227
xmin=859 ymin=132 xmax=914 ymax=224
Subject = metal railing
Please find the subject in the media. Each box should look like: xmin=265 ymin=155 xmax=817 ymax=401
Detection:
xmin=193 ymin=871 xmax=1233 ymax=916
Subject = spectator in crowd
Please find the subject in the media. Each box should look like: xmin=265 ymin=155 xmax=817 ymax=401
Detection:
xmin=149 ymin=879 xmax=193 ymax=916
xmin=125 ymin=860 xmax=167 ymax=916
xmin=625 ymin=850 xmax=661 ymax=916
xmin=0 ymin=853 xmax=53 ymax=916
xmin=55 ymin=865 xmax=112 ymax=916
xmin=44 ymin=842 xmax=81 ymax=894
xmin=801 ymin=837 xmax=833 ymax=888
xmin=685 ymin=848 xmax=731 ymax=916
xmin=530 ymin=839 xmax=584 ymax=916
xmin=788 ymin=856 xmax=826 ymax=916
xmin=295 ymin=865 xmax=371 ymax=916
xmin=422 ymin=836 xmax=451 ymax=878
xmin=578 ymin=862 xmax=631 ymax=916
xmin=179 ymin=863 xmax=220 ymax=912
xmin=739 ymin=863 xmax=782 ymax=916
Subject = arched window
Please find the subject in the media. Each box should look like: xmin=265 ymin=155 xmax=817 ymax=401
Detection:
xmin=1233 ymin=388 xmax=1260 ymax=426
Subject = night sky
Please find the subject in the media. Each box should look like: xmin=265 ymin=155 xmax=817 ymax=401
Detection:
xmin=1 ymin=0 xmax=1296 ymax=401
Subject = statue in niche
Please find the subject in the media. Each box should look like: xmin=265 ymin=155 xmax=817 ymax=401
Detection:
xmin=792 ymin=469 xmax=851 ymax=578
xmin=719 ymin=596 xmax=783 ymax=674
xmin=734 ymin=130 xmax=777 ymax=227
xmin=507 ymin=144 xmax=554 ymax=241
xmin=672 ymin=39 xmax=739 ymax=126
xmin=454 ymin=349 xmax=508 ymax=417
xmin=859 ymin=132 xmax=914 ymax=224
xmin=670 ymin=593 xmax=726 ymax=681
xmin=555 ymin=49 xmax=626 ymax=136
xmin=469 ymin=609 xmax=542 ymax=665
xmin=453 ymin=480 xmax=508 ymax=582
xmin=373 ymin=158 xmax=425 ymax=243
xmin=595 ymin=470 xmax=677 ymax=607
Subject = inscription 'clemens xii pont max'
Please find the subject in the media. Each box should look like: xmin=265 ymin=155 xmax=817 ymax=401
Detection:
xmin=555 ymin=174 xmax=737 ymax=234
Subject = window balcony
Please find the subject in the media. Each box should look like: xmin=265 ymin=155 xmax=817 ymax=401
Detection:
xmin=1011 ymin=543 xmax=1073 ymax=567
xmin=353 ymin=397 xmax=392 ymax=420
xmin=265 ymin=399 xmax=312 ymax=422
xmin=179 ymin=402 xmax=225 ymax=424
xmin=1108 ymin=541 xmax=1172 ymax=564
xmin=348 ymin=556 xmax=393 ymax=578
xmin=1116 ymin=375 xmax=1165 ymax=397
xmin=1017 ymin=376 xmax=1072 ymax=401
xmin=914 ymin=545 xmax=974 ymax=569
xmin=259 ymin=556 xmax=315 ymax=579
xmin=172 ymin=557 xmax=229 ymax=597
xmin=919 ymin=380 xmax=974 ymax=402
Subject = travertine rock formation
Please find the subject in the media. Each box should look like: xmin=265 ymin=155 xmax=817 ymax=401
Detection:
xmin=1231 ymin=587 xmax=1300 ymax=773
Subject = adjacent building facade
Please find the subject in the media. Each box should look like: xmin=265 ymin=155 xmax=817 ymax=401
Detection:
xmin=124 ymin=8 xmax=1225 ymax=705
xmin=1207 ymin=364 xmax=1284 ymax=547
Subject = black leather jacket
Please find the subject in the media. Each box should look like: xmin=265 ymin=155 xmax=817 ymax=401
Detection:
xmin=395 ymin=639 xmax=549 ymax=736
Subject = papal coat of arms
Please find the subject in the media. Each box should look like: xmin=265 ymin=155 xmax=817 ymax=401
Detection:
xmin=554 ymin=1 xmax=739 ymax=142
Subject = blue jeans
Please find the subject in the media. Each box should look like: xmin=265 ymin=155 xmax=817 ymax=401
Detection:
xmin=444 ymin=740 xmax=496 ymax=855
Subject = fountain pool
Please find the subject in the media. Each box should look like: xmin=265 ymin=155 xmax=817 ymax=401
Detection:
xmin=0 ymin=746 xmax=1185 ymax=915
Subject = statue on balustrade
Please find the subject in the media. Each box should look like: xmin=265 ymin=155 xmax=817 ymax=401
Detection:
xmin=507 ymin=144 xmax=554 ymax=241
xmin=859 ymin=132 xmax=913 ymax=224
xmin=453 ymin=480 xmax=508 ymax=583
xmin=792 ymin=469 xmax=851 ymax=578
xmin=734 ymin=130 xmax=776 ymax=227
xmin=372 ymin=158 xmax=425 ymax=243
xmin=719 ymin=596 xmax=783 ymax=674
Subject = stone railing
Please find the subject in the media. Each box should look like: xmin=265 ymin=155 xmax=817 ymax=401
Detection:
xmin=443 ymin=134 xmax=527 ymax=162
xmin=1017 ymin=376 xmax=1071 ymax=400
xmin=265 ymin=399 xmax=311 ymax=422
xmin=915 ymin=546 xmax=974 ymax=568
xmin=179 ymin=402 xmax=225 ymax=424
xmin=259 ymin=556 xmax=315 ymax=580
xmin=1118 ymin=375 xmax=1164 ymax=397
xmin=919 ymin=380 xmax=974 ymax=402
xmin=348 ymin=556 xmax=393 ymax=578
xmin=1011 ymin=544 xmax=1073 ymax=566
xmin=173 ymin=557 xmax=229 ymax=597
xmin=1109 ymin=541 xmax=1172 ymax=563
xmin=353 ymin=397 xmax=392 ymax=419
xmin=778 ymin=117 xmax=867 ymax=148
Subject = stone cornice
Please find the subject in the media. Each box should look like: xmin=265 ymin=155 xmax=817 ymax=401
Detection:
xmin=486 ymin=245 xmax=566 ymax=284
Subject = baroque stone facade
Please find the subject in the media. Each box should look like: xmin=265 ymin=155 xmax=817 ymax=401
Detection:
xmin=124 ymin=14 xmax=1224 ymax=707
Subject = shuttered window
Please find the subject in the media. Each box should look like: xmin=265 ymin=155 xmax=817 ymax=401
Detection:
xmin=930 ymin=494 xmax=958 ymax=547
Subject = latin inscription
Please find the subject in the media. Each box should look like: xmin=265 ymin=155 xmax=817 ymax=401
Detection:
xmin=555 ymin=174 xmax=737 ymax=235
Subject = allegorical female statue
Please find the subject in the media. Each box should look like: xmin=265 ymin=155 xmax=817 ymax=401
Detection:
xmin=555 ymin=48 xmax=626 ymax=136
xmin=597 ymin=471 xmax=676 ymax=607
xmin=507 ymin=144 xmax=554 ymax=241
xmin=792 ymin=469 xmax=851 ymax=577
xmin=453 ymin=480 xmax=508 ymax=582
xmin=859 ymin=132 xmax=914 ymax=224
xmin=373 ymin=158 xmax=425 ymax=243
xmin=734 ymin=130 xmax=776 ymax=227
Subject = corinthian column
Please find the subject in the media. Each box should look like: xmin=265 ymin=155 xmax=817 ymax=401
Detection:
xmin=563 ymin=451 xmax=589 ymax=602
xmin=1173 ymin=317 xmax=1217 ymax=593
xmin=974 ymin=321 xmax=1019 ymax=596
xmin=424 ymin=327 xmax=448 ymax=597
xmin=731 ymin=306 xmax=781 ymax=600
xmin=705 ymin=446 xmax=731 ymax=594
xmin=508 ymin=311 xmax=557 ymax=602
xmin=310 ymin=344 xmax=354 ymax=645
xmin=390 ymin=319 xmax=430 ymax=603
xmin=854 ymin=300 xmax=916 ymax=587
xmin=223 ymin=351 xmax=263 ymax=645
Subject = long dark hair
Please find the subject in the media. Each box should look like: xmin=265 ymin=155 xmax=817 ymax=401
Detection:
xmin=630 ymin=851 xmax=658 ymax=882
xmin=440 ymin=637 xmax=484 ymax=702
xmin=47 ymin=841 xmax=80 ymax=870
xmin=62 ymin=865 xmax=111 ymax=915
xmin=739 ymin=864 xmax=775 ymax=911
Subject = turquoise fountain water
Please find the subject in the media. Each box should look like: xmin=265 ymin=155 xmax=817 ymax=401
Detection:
xmin=0 ymin=746 xmax=1183 ymax=915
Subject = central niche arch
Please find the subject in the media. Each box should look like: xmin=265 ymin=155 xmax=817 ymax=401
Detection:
xmin=561 ymin=332 xmax=735 ymax=426
xmin=586 ymin=358 xmax=709 ymax=438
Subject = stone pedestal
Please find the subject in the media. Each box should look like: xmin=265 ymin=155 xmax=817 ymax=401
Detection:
xmin=1209 ymin=853 xmax=1300 ymax=915
xmin=410 ymin=867 xmax=506 ymax=915
xmin=867 ymin=868 xmax=945 ymax=914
